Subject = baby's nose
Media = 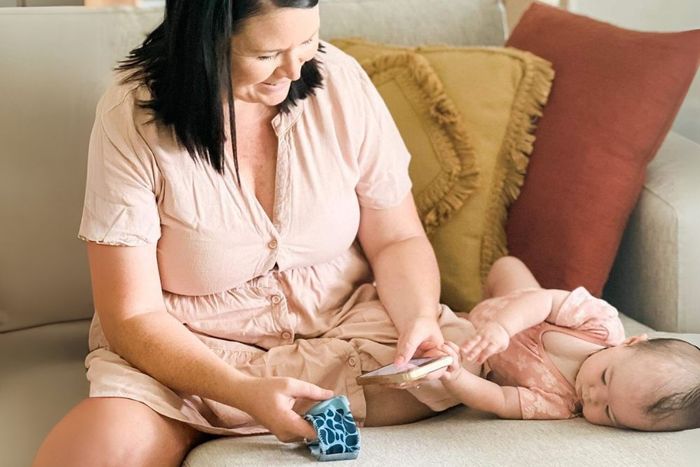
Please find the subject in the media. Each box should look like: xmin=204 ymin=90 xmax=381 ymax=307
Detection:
xmin=589 ymin=385 xmax=607 ymax=404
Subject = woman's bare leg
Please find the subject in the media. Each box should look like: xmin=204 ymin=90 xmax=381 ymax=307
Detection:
xmin=362 ymin=385 xmax=436 ymax=426
xmin=484 ymin=256 xmax=541 ymax=299
xmin=33 ymin=397 xmax=208 ymax=467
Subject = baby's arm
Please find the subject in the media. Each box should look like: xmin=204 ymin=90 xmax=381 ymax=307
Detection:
xmin=439 ymin=343 xmax=522 ymax=419
xmin=484 ymin=288 xmax=569 ymax=337
xmin=464 ymin=288 xmax=569 ymax=363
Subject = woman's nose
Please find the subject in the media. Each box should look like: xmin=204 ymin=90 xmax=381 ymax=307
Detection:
xmin=278 ymin=52 xmax=303 ymax=81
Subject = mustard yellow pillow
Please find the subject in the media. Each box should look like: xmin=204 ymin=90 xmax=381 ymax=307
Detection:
xmin=359 ymin=51 xmax=479 ymax=235
xmin=332 ymin=38 xmax=554 ymax=312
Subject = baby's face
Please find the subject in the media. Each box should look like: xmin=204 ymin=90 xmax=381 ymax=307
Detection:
xmin=575 ymin=346 xmax=666 ymax=430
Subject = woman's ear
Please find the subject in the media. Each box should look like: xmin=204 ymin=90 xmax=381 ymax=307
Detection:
xmin=623 ymin=333 xmax=649 ymax=346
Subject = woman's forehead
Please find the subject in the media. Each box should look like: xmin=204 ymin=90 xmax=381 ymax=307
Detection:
xmin=234 ymin=6 xmax=320 ymax=49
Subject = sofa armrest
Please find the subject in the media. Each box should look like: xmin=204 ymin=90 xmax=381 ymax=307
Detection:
xmin=604 ymin=131 xmax=700 ymax=333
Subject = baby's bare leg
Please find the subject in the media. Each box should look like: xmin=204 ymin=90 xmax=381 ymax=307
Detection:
xmin=484 ymin=256 xmax=541 ymax=298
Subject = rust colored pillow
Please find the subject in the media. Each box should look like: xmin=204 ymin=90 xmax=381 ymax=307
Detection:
xmin=505 ymin=3 xmax=700 ymax=296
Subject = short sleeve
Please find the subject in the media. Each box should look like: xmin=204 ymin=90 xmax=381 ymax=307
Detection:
xmin=353 ymin=63 xmax=412 ymax=209
xmin=546 ymin=287 xmax=625 ymax=346
xmin=78 ymin=86 xmax=161 ymax=246
xmin=517 ymin=387 xmax=577 ymax=420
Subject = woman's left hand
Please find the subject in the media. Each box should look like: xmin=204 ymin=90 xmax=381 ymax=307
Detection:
xmin=394 ymin=315 xmax=444 ymax=367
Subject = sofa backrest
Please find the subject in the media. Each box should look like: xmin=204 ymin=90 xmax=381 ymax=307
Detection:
xmin=0 ymin=0 xmax=506 ymax=332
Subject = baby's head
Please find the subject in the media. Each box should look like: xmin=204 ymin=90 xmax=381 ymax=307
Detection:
xmin=575 ymin=336 xmax=700 ymax=431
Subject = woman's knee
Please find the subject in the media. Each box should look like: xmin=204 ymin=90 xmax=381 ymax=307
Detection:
xmin=33 ymin=397 xmax=203 ymax=467
xmin=363 ymin=385 xmax=435 ymax=426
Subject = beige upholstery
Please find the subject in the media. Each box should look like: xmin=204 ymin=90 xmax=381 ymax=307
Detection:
xmin=605 ymin=131 xmax=700 ymax=332
xmin=0 ymin=1 xmax=698 ymax=466
xmin=184 ymin=408 xmax=700 ymax=466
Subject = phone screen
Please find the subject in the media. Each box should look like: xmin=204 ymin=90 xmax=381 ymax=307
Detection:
xmin=362 ymin=357 xmax=437 ymax=377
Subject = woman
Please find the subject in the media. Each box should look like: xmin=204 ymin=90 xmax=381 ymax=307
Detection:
xmin=34 ymin=1 xmax=474 ymax=465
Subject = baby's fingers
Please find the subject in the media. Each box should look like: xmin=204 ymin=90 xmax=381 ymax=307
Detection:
xmin=475 ymin=343 xmax=501 ymax=364
xmin=464 ymin=337 xmax=490 ymax=361
xmin=460 ymin=335 xmax=482 ymax=356
xmin=473 ymin=350 xmax=488 ymax=365
xmin=438 ymin=341 xmax=456 ymax=356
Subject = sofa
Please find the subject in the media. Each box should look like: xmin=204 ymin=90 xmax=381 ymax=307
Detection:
xmin=0 ymin=1 xmax=699 ymax=465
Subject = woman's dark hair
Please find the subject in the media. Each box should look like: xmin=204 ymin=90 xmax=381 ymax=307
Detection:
xmin=635 ymin=338 xmax=700 ymax=431
xmin=117 ymin=0 xmax=324 ymax=178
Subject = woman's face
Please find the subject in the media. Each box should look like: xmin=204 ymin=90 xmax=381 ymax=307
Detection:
xmin=231 ymin=5 xmax=320 ymax=108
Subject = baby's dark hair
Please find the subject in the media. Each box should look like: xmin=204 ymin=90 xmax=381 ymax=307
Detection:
xmin=634 ymin=338 xmax=700 ymax=431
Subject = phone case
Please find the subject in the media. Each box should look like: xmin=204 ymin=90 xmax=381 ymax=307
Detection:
xmin=355 ymin=355 xmax=452 ymax=385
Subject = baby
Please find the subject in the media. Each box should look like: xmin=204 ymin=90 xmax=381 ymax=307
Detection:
xmin=432 ymin=256 xmax=700 ymax=431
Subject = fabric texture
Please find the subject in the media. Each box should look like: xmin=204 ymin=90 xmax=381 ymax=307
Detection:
xmin=319 ymin=0 xmax=506 ymax=47
xmin=603 ymin=132 xmax=700 ymax=333
xmin=304 ymin=395 xmax=360 ymax=461
xmin=505 ymin=3 xmax=700 ymax=296
xmin=348 ymin=50 xmax=479 ymax=235
xmin=182 ymin=407 xmax=700 ymax=466
xmin=78 ymin=41 xmax=475 ymax=435
xmin=78 ymin=41 xmax=413 ymax=294
xmin=331 ymin=38 xmax=554 ymax=312
xmin=470 ymin=287 xmax=625 ymax=420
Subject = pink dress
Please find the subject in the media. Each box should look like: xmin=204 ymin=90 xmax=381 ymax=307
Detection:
xmin=78 ymin=41 xmax=473 ymax=435
xmin=469 ymin=287 xmax=626 ymax=419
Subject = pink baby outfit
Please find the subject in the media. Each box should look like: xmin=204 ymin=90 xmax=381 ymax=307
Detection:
xmin=469 ymin=287 xmax=626 ymax=419
xmin=78 ymin=41 xmax=473 ymax=435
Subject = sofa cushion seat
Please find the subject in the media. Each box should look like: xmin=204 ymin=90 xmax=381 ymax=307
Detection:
xmin=5 ymin=314 xmax=699 ymax=466
xmin=0 ymin=320 xmax=90 ymax=467
xmin=184 ymin=407 xmax=699 ymax=466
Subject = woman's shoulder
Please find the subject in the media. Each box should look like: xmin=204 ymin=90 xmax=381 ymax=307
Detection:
xmin=317 ymin=40 xmax=369 ymax=87
xmin=318 ymin=40 xmax=363 ymax=69
xmin=96 ymin=72 xmax=152 ymax=126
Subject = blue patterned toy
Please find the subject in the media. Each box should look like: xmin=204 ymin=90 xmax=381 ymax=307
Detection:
xmin=303 ymin=395 xmax=360 ymax=461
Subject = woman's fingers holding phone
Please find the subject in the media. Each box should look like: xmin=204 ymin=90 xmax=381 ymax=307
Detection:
xmin=388 ymin=380 xmax=423 ymax=390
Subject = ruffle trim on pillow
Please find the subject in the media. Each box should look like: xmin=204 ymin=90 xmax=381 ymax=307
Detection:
xmin=361 ymin=52 xmax=479 ymax=234
xmin=479 ymin=48 xmax=555 ymax=279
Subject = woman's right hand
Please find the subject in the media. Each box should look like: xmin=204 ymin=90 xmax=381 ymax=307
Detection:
xmin=235 ymin=376 xmax=334 ymax=443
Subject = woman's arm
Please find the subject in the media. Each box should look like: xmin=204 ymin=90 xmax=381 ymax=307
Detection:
xmin=357 ymin=193 xmax=443 ymax=366
xmin=87 ymin=242 xmax=332 ymax=442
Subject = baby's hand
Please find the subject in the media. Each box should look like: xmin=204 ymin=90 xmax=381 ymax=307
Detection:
xmin=461 ymin=320 xmax=510 ymax=364
xmin=437 ymin=341 xmax=463 ymax=382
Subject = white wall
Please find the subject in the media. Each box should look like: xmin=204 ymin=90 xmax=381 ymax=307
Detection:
xmin=569 ymin=0 xmax=700 ymax=143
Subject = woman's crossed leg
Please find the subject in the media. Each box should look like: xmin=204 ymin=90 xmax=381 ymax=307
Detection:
xmin=33 ymin=397 xmax=207 ymax=467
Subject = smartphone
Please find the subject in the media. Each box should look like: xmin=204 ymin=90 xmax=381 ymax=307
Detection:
xmin=355 ymin=355 xmax=453 ymax=385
